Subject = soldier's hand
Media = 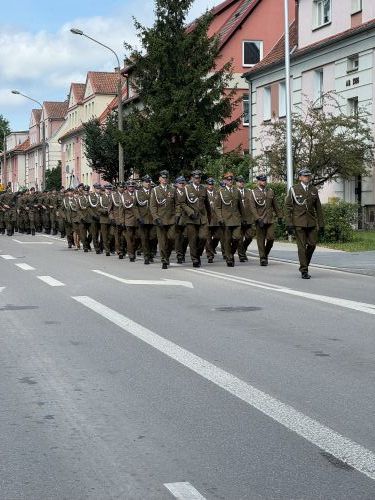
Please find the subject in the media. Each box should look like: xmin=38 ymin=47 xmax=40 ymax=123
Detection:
xmin=257 ymin=219 xmax=265 ymax=229
xmin=154 ymin=218 xmax=163 ymax=227
xmin=175 ymin=216 xmax=180 ymax=225
xmin=190 ymin=213 xmax=199 ymax=220
xmin=137 ymin=218 xmax=144 ymax=226
xmin=287 ymin=225 xmax=295 ymax=235
xmin=218 ymin=219 xmax=225 ymax=227
xmin=318 ymin=226 xmax=325 ymax=238
xmin=110 ymin=219 xmax=117 ymax=227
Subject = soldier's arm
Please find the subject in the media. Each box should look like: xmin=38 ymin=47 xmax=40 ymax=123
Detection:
xmin=271 ymin=190 xmax=283 ymax=218
xmin=215 ymin=191 xmax=224 ymax=223
xmin=315 ymin=192 xmax=324 ymax=227
xmin=149 ymin=190 xmax=159 ymax=221
xmin=284 ymin=189 xmax=294 ymax=226
xmin=248 ymin=190 xmax=259 ymax=221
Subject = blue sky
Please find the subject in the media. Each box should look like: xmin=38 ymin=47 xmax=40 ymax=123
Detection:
xmin=0 ymin=0 xmax=220 ymax=131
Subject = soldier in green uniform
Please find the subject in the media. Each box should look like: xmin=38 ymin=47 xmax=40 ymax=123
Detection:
xmin=174 ymin=176 xmax=189 ymax=264
xmin=179 ymin=170 xmax=211 ymax=268
xmin=88 ymin=183 xmax=102 ymax=254
xmin=121 ymin=180 xmax=139 ymax=262
xmin=134 ymin=175 xmax=156 ymax=265
xmin=250 ymin=174 xmax=282 ymax=266
xmin=236 ymin=175 xmax=255 ymax=262
xmin=215 ymin=172 xmax=245 ymax=267
xmin=150 ymin=170 xmax=176 ymax=269
xmin=77 ymin=185 xmax=92 ymax=252
xmin=62 ymin=189 xmax=75 ymax=248
xmin=108 ymin=183 xmax=126 ymax=259
xmin=205 ymin=178 xmax=222 ymax=264
xmin=98 ymin=185 xmax=114 ymax=256
xmin=2 ymin=188 xmax=17 ymax=236
xmin=285 ymin=168 xmax=325 ymax=279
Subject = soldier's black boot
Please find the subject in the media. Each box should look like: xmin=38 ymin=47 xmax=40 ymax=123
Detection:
xmin=31 ymin=229 xmax=35 ymax=236
xmin=162 ymin=262 xmax=168 ymax=269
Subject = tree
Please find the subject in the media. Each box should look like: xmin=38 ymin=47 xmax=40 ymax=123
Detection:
xmin=45 ymin=161 xmax=62 ymax=190
xmin=82 ymin=114 xmax=124 ymax=183
xmin=121 ymin=0 xmax=240 ymax=179
xmin=0 ymin=115 xmax=11 ymax=152
xmin=203 ymin=151 xmax=258 ymax=182
xmin=258 ymin=93 xmax=375 ymax=186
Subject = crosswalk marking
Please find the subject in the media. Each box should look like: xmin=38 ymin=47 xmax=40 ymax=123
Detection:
xmin=37 ymin=276 xmax=65 ymax=287
xmin=15 ymin=263 xmax=35 ymax=271
xmin=73 ymin=295 xmax=375 ymax=482
xmin=1 ymin=254 xmax=16 ymax=260
xmin=164 ymin=482 xmax=206 ymax=499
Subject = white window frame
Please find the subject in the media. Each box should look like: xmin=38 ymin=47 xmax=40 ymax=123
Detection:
xmin=313 ymin=69 xmax=324 ymax=108
xmin=263 ymin=86 xmax=271 ymax=122
xmin=351 ymin=0 xmax=362 ymax=14
xmin=242 ymin=93 xmax=250 ymax=126
xmin=347 ymin=54 xmax=359 ymax=73
xmin=279 ymin=81 xmax=286 ymax=118
xmin=347 ymin=97 xmax=359 ymax=117
xmin=313 ymin=0 xmax=331 ymax=29
xmin=242 ymin=40 xmax=263 ymax=67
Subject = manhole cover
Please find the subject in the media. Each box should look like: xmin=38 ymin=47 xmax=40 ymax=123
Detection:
xmin=214 ymin=306 xmax=262 ymax=312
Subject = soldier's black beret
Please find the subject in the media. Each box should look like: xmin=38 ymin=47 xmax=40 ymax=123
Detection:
xmin=256 ymin=174 xmax=267 ymax=181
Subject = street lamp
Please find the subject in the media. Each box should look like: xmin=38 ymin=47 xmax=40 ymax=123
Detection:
xmin=1 ymin=128 xmax=7 ymax=188
xmin=283 ymin=0 xmax=293 ymax=193
xmin=70 ymin=28 xmax=124 ymax=182
xmin=11 ymin=90 xmax=46 ymax=190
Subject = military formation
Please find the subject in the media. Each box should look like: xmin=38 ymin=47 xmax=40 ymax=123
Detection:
xmin=0 ymin=168 xmax=324 ymax=278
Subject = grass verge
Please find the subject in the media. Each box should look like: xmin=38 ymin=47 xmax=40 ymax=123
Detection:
xmin=319 ymin=231 xmax=375 ymax=252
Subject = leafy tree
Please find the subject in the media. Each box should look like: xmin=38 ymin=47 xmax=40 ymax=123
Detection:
xmin=82 ymin=114 xmax=125 ymax=183
xmin=203 ymin=151 xmax=258 ymax=182
xmin=0 ymin=114 xmax=11 ymax=151
xmin=121 ymin=0 xmax=240 ymax=179
xmin=45 ymin=161 xmax=62 ymax=190
xmin=258 ymin=93 xmax=375 ymax=186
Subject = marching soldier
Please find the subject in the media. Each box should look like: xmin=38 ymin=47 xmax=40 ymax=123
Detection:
xmin=179 ymin=170 xmax=211 ymax=268
xmin=109 ymin=183 xmax=126 ymax=259
xmin=56 ymin=187 xmax=66 ymax=238
xmin=78 ymin=185 xmax=92 ymax=252
xmin=250 ymin=174 xmax=283 ymax=266
xmin=215 ymin=172 xmax=245 ymax=267
xmin=285 ymin=168 xmax=325 ymax=279
xmin=174 ymin=176 xmax=189 ymax=264
xmin=49 ymin=188 xmax=59 ymax=235
xmin=2 ymin=188 xmax=17 ymax=236
xmin=134 ymin=175 xmax=155 ymax=265
xmin=150 ymin=170 xmax=176 ymax=269
xmin=121 ymin=180 xmax=139 ymax=262
xmin=98 ymin=185 xmax=114 ymax=256
xmin=27 ymin=187 xmax=38 ymax=236
xmin=205 ymin=178 xmax=221 ymax=264
xmin=88 ymin=183 xmax=102 ymax=254
xmin=62 ymin=189 xmax=75 ymax=248
xmin=236 ymin=175 xmax=255 ymax=262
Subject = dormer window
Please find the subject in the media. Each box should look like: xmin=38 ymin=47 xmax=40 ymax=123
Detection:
xmin=243 ymin=41 xmax=263 ymax=67
xmin=313 ymin=0 xmax=331 ymax=29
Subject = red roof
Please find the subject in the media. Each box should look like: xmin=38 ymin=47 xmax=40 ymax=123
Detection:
xmin=71 ymin=83 xmax=86 ymax=104
xmin=244 ymin=17 xmax=375 ymax=77
xmin=87 ymin=71 xmax=119 ymax=95
xmin=17 ymin=138 xmax=30 ymax=151
xmin=218 ymin=0 xmax=262 ymax=48
xmin=44 ymin=100 xmax=68 ymax=119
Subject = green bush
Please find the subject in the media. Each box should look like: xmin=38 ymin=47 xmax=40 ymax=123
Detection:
xmin=321 ymin=200 xmax=358 ymax=242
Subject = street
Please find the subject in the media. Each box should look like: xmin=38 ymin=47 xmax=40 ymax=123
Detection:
xmin=1 ymin=233 xmax=375 ymax=499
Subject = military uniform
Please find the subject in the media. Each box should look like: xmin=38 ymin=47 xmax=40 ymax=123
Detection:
xmin=250 ymin=181 xmax=282 ymax=265
xmin=215 ymin=182 xmax=245 ymax=266
xmin=174 ymin=178 xmax=189 ymax=264
xmin=134 ymin=179 xmax=156 ymax=264
xmin=285 ymin=170 xmax=324 ymax=278
xmin=150 ymin=173 xmax=176 ymax=268
xmin=77 ymin=188 xmax=93 ymax=252
xmin=237 ymin=185 xmax=255 ymax=262
xmin=87 ymin=186 xmax=102 ymax=253
xmin=121 ymin=186 xmax=139 ymax=262
xmin=98 ymin=188 xmax=114 ymax=256
xmin=108 ymin=187 xmax=126 ymax=258
xmin=205 ymin=180 xmax=222 ymax=263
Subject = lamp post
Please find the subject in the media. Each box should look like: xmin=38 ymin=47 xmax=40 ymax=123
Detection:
xmin=11 ymin=90 xmax=46 ymax=190
xmin=284 ymin=0 xmax=293 ymax=193
xmin=70 ymin=28 xmax=124 ymax=182
xmin=1 ymin=128 xmax=6 ymax=187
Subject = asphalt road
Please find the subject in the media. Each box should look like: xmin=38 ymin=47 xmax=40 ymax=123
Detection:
xmin=1 ymin=233 xmax=375 ymax=499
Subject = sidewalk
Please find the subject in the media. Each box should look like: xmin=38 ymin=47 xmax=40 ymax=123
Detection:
xmin=248 ymin=241 xmax=375 ymax=276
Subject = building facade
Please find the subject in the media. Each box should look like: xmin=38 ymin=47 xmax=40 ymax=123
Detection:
xmin=244 ymin=0 xmax=375 ymax=226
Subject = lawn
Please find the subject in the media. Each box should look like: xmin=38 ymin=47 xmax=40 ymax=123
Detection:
xmin=319 ymin=230 xmax=375 ymax=252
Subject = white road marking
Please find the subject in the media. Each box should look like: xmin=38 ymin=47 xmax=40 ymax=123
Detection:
xmin=15 ymin=263 xmax=35 ymax=271
xmin=93 ymin=269 xmax=194 ymax=288
xmin=12 ymin=239 xmax=53 ymax=245
xmin=37 ymin=276 xmax=65 ymax=287
xmin=164 ymin=482 xmax=206 ymax=499
xmin=39 ymin=234 xmax=65 ymax=242
xmin=73 ymin=295 xmax=375 ymax=481
xmin=0 ymin=287 xmax=5 ymax=292
xmin=1 ymin=254 xmax=16 ymax=260
xmin=187 ymin=269 xmax=375 ymax=316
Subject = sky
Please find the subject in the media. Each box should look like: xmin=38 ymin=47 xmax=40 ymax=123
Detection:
xmin=0 ymin=0 xmax=221 ymax=131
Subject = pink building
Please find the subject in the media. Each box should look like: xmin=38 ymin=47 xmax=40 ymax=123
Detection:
xmin=1 ymin=133 xmax=29 ymax=190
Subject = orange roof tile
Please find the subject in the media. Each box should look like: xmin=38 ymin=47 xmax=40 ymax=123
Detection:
xmin=71 ymin=83 xmax=86 ymax=103
xmin=87 ymin=71 xmax=119 ymax=95
xmin=44 ymin=100 xmax=68 ymax=119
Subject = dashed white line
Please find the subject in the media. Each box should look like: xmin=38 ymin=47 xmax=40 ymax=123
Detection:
xmin=73 ymin=295 xmax=375 ymax=482
xmin=15 ymin=263 xmax=35 ymax=271
xmin=1 ymin=254 xmax=16 ymax=260
xmin=164 ymin=482 xmax=206 ymax=499
xmin=187 ymin=269 xmax=375 ymax=316
xmin=12 ymin=239 xmax=53 ymax=245
xmin=37 ymin=276 xmax=65 ymax=287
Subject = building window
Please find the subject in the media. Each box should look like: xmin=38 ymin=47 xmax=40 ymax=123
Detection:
xmin=313 ymin=69 xmax=324 ymax=107
xmin=351 ymin=0 xmax=362 ymax=14
xmin=243 ymin=41 xmax=263 ymax=67
xmin=279 ymin=81 xmax=286 ymax=117
xmin=243 ymin=94 xmax=250 ymax=125
xmin=313 ymin=0 xmax=331 ymax=29
xmin=347 ymin=97 xmax=359 ymax=116
xmin=263 ymin=86 xmax=271 ymax=121
xmin=347 ymin=54 xmax=359 ymax=73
